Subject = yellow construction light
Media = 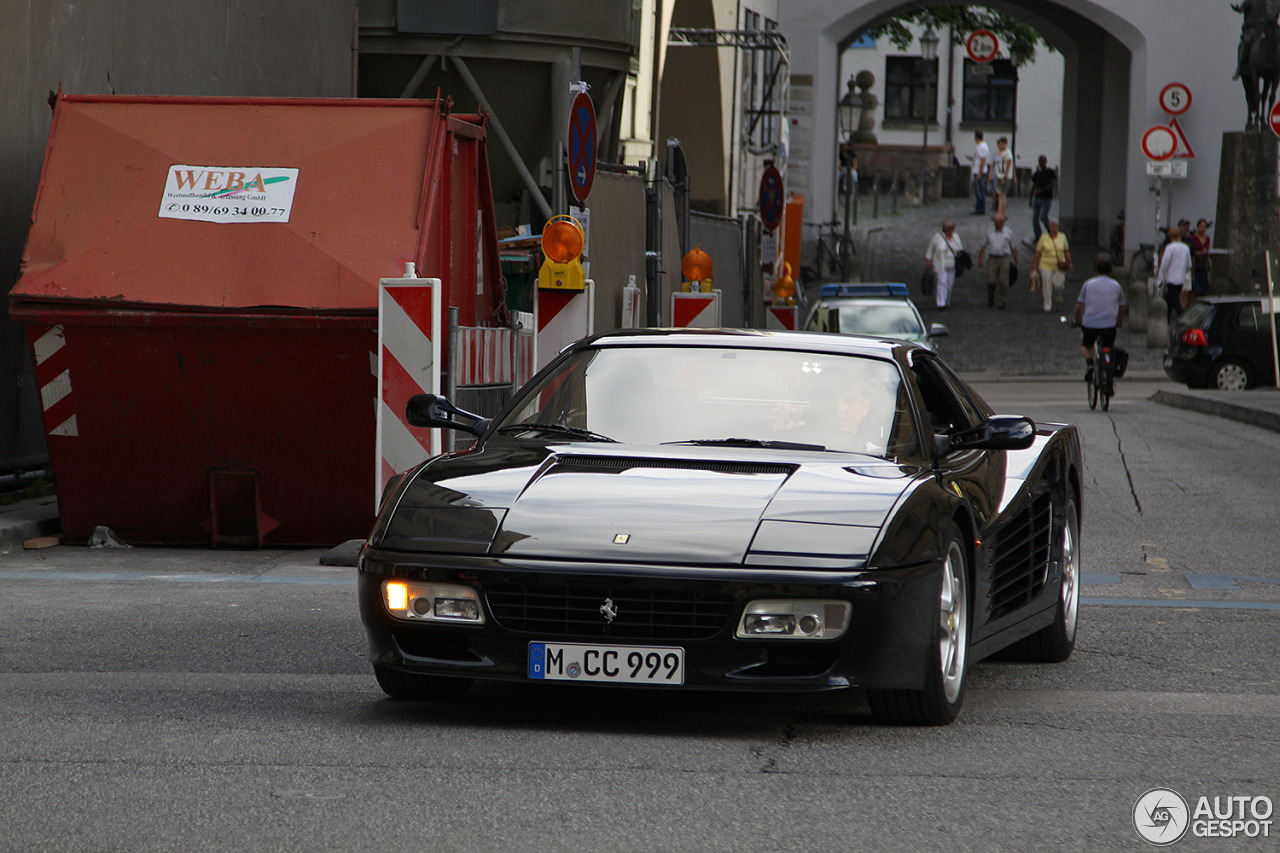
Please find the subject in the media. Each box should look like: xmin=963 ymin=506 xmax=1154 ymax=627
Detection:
xmin=773 ymin=262 xmax=796 ymax=302
xmin=538 ymin=215 xmax=586 ymax=290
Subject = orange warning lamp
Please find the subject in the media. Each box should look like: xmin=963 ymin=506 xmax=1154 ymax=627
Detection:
xmin=773 ymin=262 xmax=796 ymax=304
xmin=538 ymin=215 xmax=586 ymax=290
xmin=680 ymin=245 xmax=714 ymax=292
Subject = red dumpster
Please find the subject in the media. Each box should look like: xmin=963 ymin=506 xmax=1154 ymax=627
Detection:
xmin=9 ymin=94 xmax=503 ymax=546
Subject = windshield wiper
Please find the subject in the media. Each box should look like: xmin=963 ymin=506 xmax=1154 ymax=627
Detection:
xmin=661 ymin=437 xmax=827 ymax=452
xmin=496 ymin=423 xmax=618 ymax=442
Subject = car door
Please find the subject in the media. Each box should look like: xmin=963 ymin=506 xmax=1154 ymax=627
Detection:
xmin=907 ymin=353 xmax=1003 ymax=529
xmin=1227 ymin=301 xmax=1280 ymax=385
xmin=908 ymin=352 xmax=1011 ymax=635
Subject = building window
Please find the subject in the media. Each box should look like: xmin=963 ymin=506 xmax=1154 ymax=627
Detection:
xmin=884 ymin=56 xmax=938 ymax=122
xmin=962 ymin=59 xmax=1017 ymax=123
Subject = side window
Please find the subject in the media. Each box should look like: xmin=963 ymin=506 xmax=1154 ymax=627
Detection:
xmin=910 ymin=354 xmax=983 ymax=436
xmin=1236 ymin=304 xmax=1260 ymax=331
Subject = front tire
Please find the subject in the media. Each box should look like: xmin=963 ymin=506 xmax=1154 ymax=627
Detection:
xmin=373 ymin=664 xmax=473 ymax=701
xmin=1211 ymin=358 xmax=1252 ymax=391
xmin=1087 ymin=371 xmax=1098 ymax=409
xmin=868 ymin=522 xmax=969 ymax=726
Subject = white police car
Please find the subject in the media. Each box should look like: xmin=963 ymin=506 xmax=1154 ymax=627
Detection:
xmin=803 ymin=283 xmax=948 ymax=352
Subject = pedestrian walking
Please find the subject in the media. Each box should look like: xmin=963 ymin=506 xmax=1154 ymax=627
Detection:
xmin=1029 ymin=156 xmax=1056 ymax=242
xmin=1156 ymin=225 xmax=1192 ymax=323
xmin=995 ymin=137 xmax=1013 ymax=218
xmin=971 ymin=131 xmax=989 ymax=215
xmin=978 ymin=214 xmax=1018 ymax=309
xmin=1032 ymin=220 xmax=1073 ymax=313
xmin=924 ymin=220 xmax=964 ymax=310
xmin=1187 ymin=218 xmax=1212 ymax=310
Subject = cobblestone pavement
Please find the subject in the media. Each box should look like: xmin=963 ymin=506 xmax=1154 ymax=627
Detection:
xmin=833 ymin=195 xmax=1164 ymax=378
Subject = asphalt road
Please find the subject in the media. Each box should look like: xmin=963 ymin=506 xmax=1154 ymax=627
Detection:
xmin=2 ymin=378 xmax=1278 ymax=852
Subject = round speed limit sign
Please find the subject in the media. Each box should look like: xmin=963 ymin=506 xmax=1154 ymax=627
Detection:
xmin=1159 ymin=82 xmax=1192 ymax=116
xmin=966 ymin=30 xmax=999 ymax=63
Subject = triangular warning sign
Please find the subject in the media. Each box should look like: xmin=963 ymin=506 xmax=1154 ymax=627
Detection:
xmin=1169 ymin=117 xmax=1195 ymax=159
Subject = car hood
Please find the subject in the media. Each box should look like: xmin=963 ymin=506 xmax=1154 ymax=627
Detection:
xmin=378 ymin=442 xmax=923 ymax=564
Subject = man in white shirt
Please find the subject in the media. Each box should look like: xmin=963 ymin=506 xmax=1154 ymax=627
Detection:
xmin=1156 ymin=226 xmax=1192 ymax=323
xmin=978 ymin=214 xmax=1018 ymax=309
xmin=971 ymin=131 xmax=990 ymax=215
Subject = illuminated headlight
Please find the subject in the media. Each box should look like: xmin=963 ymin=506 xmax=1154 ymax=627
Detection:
xmin=736 ymin=600 xmax=850 ymax=640
xmin=383 ymin=581 xmax=484 ymax=624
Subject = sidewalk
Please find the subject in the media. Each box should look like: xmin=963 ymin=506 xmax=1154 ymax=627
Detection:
xmin=0 ymin=495 xmax=60 ymax=551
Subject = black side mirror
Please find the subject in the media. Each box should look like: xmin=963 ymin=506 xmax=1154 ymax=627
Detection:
xmin=405 ymin=394 xmax=491 ymax=438
xmin=944 ymin=415 xmax=1037 ymax=453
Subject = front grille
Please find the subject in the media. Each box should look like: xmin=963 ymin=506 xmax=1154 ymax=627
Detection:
xmin=485 ymin=583 xmax=735 ymax=641
xmin=988 ymin=492 xmax=1053 ymax=619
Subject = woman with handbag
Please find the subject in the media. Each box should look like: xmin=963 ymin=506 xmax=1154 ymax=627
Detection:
xmin=924 ymin=220 xmax=963 ymax=310
xmin=1032 ymin=219 xmax=1073 ymax=313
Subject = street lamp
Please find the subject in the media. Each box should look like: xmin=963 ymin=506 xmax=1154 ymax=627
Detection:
xmin=919 ymin=25 xmax=939 ymax=205
xmin=1009 ymin=50 xmax=1021 ymax=200
xmin=838 ymin=77 xmax=864 ymax=276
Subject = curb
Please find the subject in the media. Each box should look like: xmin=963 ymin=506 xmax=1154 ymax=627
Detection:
xmin=0 ymin=498 xmax=62 ymax=551
xmin=1150 ymin=389 xmax=1280 ymax=434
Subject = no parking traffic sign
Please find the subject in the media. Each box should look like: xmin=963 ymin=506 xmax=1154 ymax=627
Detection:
xmin=568 ymin=92 xmax=597 ymax=205
xmin=758 ymin=165 xmax=784 ymax=233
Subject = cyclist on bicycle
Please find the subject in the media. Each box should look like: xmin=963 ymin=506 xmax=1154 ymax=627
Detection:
xmin=1075 ymin=256 xmax=1127 ymax=381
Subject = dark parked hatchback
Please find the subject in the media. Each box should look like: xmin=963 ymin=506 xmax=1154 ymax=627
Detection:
xmin=1164 ymin=296 xmax=1280 ymax=390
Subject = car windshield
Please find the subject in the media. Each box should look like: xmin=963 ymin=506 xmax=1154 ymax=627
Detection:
xmin=496 ymin=346 xmax=917 ymax=457
xmin=811 ymin=303 xmax=924 ymax=337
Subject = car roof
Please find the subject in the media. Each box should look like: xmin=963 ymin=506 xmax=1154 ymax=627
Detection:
xmin=814 ymin=297 xmax=918 ymax=309
xmin=816 ymin=282 xmax=911 ymax=299
xmin=583 ymin=328 xmax=919 ymax=359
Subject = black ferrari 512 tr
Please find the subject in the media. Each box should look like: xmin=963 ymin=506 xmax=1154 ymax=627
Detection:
xmin=359 ymin=329 xmax=1083 ymax=725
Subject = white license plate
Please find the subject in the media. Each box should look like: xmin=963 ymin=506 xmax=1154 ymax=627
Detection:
xmin=528 ymin=642 xmax=685 ymax=685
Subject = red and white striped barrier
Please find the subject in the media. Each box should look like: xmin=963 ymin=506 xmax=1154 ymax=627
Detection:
xmin=670 ymin=291 xmax=722 ymax=328
xmin=536 ymin=281 xmax=594 ymax=371
xmin=766 ymin=306 xmax=798 ymax=330
xmin=454 ymin=321 xmax=535 ymax=389
xmin=30 ymin=325 xmax=77 ymax=437
xmin=377 ymin=277 xmax=441 ymax=508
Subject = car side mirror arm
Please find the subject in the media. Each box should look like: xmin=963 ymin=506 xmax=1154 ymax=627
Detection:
xmin=405 ymin=393 xmax=491 ymax=438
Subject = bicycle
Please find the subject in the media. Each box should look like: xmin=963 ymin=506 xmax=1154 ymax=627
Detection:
xmin=1061 ymin=317 xmax=1115 ymax=411
xmin=1129 ymin=242 xmax=1156 ymax=289
xmin=807 ymin=220 xmax=856 ymax=282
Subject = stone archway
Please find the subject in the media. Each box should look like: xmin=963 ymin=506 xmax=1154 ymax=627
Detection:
xmin=781 ymin=0 xmax=1158 ymax=250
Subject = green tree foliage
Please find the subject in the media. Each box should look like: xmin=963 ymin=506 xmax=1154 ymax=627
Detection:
xmin=860 ymin=6 xmax=1054 ymax=65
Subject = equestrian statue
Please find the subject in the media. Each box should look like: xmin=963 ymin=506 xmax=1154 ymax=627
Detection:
xmin=1235 ymin=0 xmax=1280 ymax=129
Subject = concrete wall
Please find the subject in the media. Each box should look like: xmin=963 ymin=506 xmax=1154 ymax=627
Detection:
xmin=0 ymin=0 xmax=356 ymax=472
